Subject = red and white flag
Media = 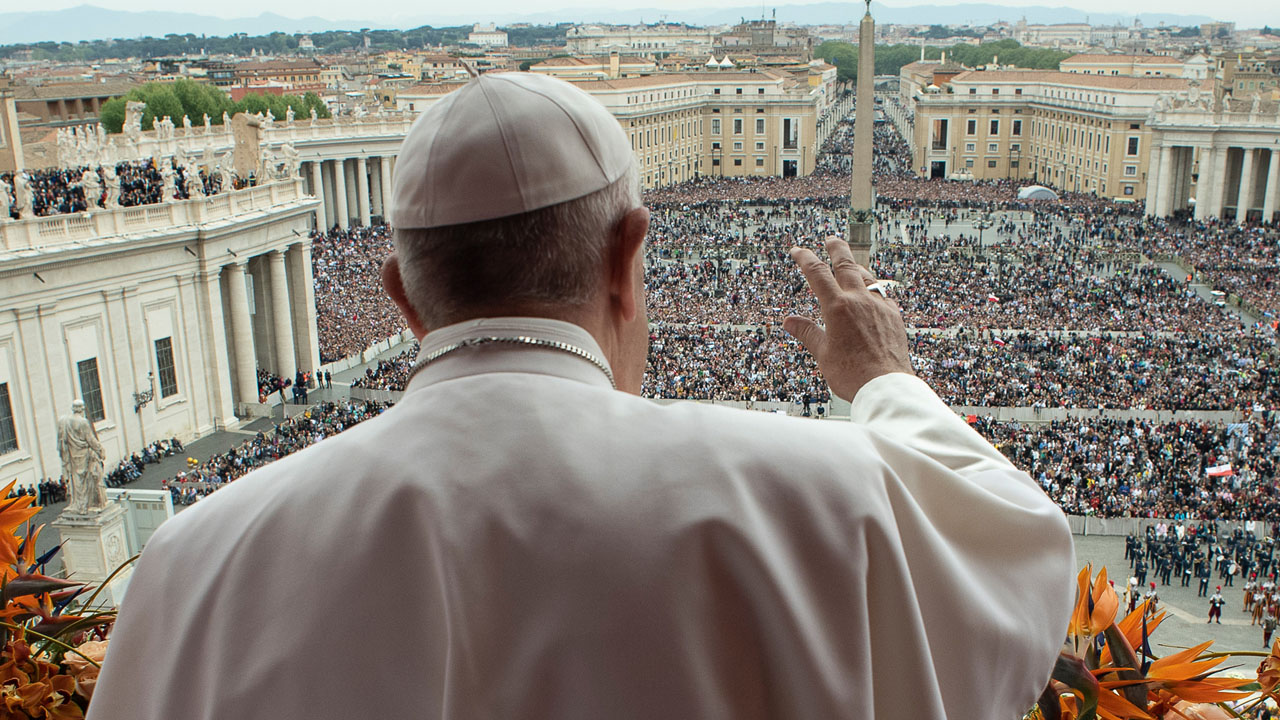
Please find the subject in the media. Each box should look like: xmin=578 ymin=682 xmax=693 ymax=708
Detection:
xmin=1206 ymin=464 xmax=1234 ymax=478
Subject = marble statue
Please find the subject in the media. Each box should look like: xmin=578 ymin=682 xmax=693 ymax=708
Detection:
xmin=1221 ymin=96 xmax=1232 ymax=113
xmin=57 ymin=400 xmax=108 ymax=515
xmin=282 ymin=142 xmax=300 ymax=179
xmin=102 ymin=166 xmax=120 ymax=209
xmin=186 ymin=166 xmax=206 ymax=198
xmin=13 ymin=173 xmax=33 ymax=219
xmin=182 ymin=114 xmax=192 ymax=132
xmin=81 ymin=169 xmax=101 ymax=210
xmin=160 ymin=163 xmax=176 ymax=202
xmin=263 ymin=110 xmax=275 ymax=129
xmin=310 ymin=107 xmax=317 ymax=122
xmin=124 ymin=101 xmax=146 ymax=135
xmin=0 ymin=178 xmax=11 ymax=221
xmin=1251 ymin=93 xmax=1262 ymax=117
xmin=218 ymin=162 xmax=233 ymax=193
xmin=286 ymin=107 xmax=295 ymax=125
xmin=203 ymin=113 xmax=211 ymax=131
xmin=222 ymin=111 xmax=232 ymax=127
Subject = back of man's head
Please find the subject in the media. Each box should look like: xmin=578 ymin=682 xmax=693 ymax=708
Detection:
xmin=390 ymin=73 xmax=639 ymax=327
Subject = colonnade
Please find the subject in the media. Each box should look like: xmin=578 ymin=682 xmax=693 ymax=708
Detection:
xmin=1147 ymin=142 xmax=1280 ymax=224
xmin=304 ymin=156 xmax=396 ymax=230
xmin=218 ymin=242 xmax=319 ymax=406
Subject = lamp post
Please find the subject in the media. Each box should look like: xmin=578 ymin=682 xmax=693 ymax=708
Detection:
xmin=975 ymin=215 xmax=994 ymax=253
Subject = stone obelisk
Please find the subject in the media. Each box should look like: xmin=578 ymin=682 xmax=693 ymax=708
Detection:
xmin=848 ymin=0 xmax=876 ymax=265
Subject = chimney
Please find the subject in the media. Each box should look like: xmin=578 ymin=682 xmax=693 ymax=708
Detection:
xmin=609 ymin=51 xmax=620 ymax=79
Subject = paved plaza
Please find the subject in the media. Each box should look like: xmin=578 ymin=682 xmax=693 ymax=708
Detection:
xmin=1074 ymin=534 xmax=1275 ymax=662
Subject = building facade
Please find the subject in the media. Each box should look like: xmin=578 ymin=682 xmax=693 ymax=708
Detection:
xmin=0 ymin=180 xmax=320 ymax=489
xmin=399 ymin=69 xmax=845 ymax=189
xmin=908 ymin=69 xmax=1199 ymax=200
xmin=565 ymin=24 xmax=714 ymax=57
xmin=1145 ymin=95 xmax=1280 ymax=223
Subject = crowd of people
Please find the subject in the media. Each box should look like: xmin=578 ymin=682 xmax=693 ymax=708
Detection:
xmin=911 ymin=328 xmax=1278 ymax=411
xmin=310 ymin=224 xmax=406 ymax=362
xmin=162 ymin=115 xmax=1280 ymax=527
xmin=163 ymin=401 xmax=388 ymax=505
xmin=2 ymin=160 xmax=243 ymax=219
xmin=978 ymin=414 xmax=1280 ymax=520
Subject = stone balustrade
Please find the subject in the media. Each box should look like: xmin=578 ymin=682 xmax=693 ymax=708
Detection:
xmin=0 ymin=179 xmax=307 ymax=254
xmin=59 ymin=113 xmax=417 ymax=169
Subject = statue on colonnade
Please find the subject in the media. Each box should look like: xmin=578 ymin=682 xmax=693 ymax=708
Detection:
xmin=57 ymin=400 xmax=108 ymax=515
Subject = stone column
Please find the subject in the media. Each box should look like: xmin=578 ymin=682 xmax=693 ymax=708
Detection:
xmin=370 ymin=158 xmax=384 ymax=218
xmin=287 ymin=242 xmax=321 ymax=374
xmin=1145 ymin=140 xmax=1164 ymax=215
xmin=1208 ymin=146 xmax=1229 ymax=221
xmin=356 ymin=156 xmax=372 ymax=227
xmin=1262 ymin=149 xmax=1280 ymax=224
xmin=1194 ymin=146 xmax=1215 ymax=221
xmin=332 ymin=159 xmax=350 ymax=230
xmin=321 ymin=160 xmax=336 ymax=229
xmin=1237 ymin=147 xmax=1257 ymax=224
xmin=380 ymin=156 xmax=395 ymax=220
xmin=224 ymin=261 xmax=259 ymax=408
xmin=308 ymin=161 xmax=325 ymax=229
xmin=1154 ymin=144 xmax=1176 ymax=217
xmin=268 ymin=249 xmax=296 ymax=381
xmin=344 ymin=160 xmax=358 ymax=222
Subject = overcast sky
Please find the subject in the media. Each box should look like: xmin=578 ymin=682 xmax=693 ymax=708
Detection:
xmin=8 ymin=0 xmax=1274 ymax=26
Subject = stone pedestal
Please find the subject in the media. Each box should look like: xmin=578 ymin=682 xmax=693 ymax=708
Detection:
xmin=52 ymin=504 xmax=134 ymax=606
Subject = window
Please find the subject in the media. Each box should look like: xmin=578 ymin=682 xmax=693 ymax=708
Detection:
xmin=155 ymin=337 xmax=178 ymax=398
xmin=992 ymin=88 xmax=999 ymax=95
xmin=989 ymin=119 xmax=999 ymax=135
xmin=755 ymin=141 xmax=765 ymax=150
xmin=988 ymin=143 xmax=999 ymax=153
xmin=1126 ymin=137 xmax=1139 ymax=156
xmin=1129 ymin=123 xmax=1139 ymax=130
xmin=1124 ymin=186 xmax=1134 ymax=196
xmin=965 ymin=158 xmax=975 ymax=168
xmin=736 ymin=87 xmax=743 ymax=94
xmin=714 ymin=88 xmax=721 ymax=94
xmin=755 ymin=157 xmax=764 ymax=167
xmin=733 ymin=118 xmax=743 ymax=134
xmin=77 ymin=358 xmax=105 ymax=423
xmin=1015 ymin=88 xmax=1023 ymax=95
xmin=969 ymin=87 xmax=977 ymax=94
xmin=712 ymin=158 xmax=721 ymax=166
xmin=733 ymin=158 xmax=742 ymax=166
xmin=712 ymin=141 xmax=721 ymax=149
xmin=782 ymin=118 xmax=798 ymax=149
xmin=1012 ymin=119 xmax=1022 ymax=136
xmin=0 ymin=383 xmax=16 ymax=455
xmin=1124 ymin=165 xmax=1137 ymax=176
xmin=757 ymin=88 xmax=764 ymax=94
xmin=733 ymin=141 xmax=743 ymax=150
xmin=965 ymin=142 xmax=976 ymax=152
xmin=712 ymin=118 xmax=721 ymax=134
xmin=756 ymin=118 xmax=765 ymax=134
xmin=966 ymin=119 xmax=976 ymax=135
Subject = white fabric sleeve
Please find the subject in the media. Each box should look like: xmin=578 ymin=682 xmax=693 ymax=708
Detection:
xmin=849 ymin=372 xmax=1018 ymax=478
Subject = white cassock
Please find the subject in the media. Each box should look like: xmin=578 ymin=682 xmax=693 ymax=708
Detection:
xmin=89 ymin=317 xmax=1075 ymax=720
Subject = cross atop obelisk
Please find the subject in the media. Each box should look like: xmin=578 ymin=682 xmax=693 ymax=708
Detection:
xmin=847 ymin=0 xmax=876 ymax=265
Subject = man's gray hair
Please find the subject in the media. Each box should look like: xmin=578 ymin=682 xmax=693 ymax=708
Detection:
xmin=394 ymin=164 xmax=640 ymax=328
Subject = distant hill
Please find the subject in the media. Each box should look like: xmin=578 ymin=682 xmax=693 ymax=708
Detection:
xmin=0 ymin=5 xmax=384 ymax=46
xmin=0 ymin=3 xmax=1221 ymax=47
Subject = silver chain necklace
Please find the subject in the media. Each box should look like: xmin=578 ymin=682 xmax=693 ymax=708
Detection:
xmin=406 ymin=336 xmax=617 ymax=389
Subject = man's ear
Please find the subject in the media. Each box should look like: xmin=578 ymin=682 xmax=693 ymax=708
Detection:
xmin=610 ymin=207 xmax=649 ymax=322
xmin=381 ymin=254 xmax=430 ymax=340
